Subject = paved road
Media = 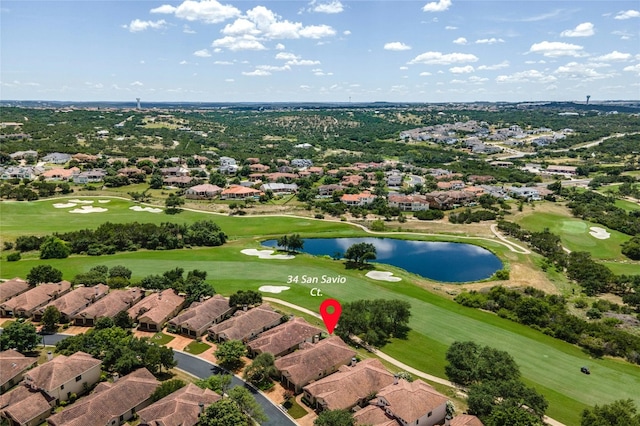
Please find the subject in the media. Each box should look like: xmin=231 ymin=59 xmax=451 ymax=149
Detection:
xmin=41 ymin=334 xmax=296 ymax=426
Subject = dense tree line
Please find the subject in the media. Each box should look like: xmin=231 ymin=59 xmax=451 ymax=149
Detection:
xmin=336 ymin=299 xmax=411 ymax=347
xmin=455 ymin=286 xmax=640 ymax=364
xmin=567 ymin=190 xmax=640 ymax=236
xmin=449 ymin=208 xmax=498 ymax=224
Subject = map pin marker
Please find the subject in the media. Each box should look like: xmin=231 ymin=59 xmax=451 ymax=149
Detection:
xmin=320 ymin=299 xmax=342 ymax=335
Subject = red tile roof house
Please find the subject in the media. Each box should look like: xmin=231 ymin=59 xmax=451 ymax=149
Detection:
xmin=24 ymin=351 xmax=102 ymax=403
xmin=207 ymin=304 xmax=283 ymax=343
xmin=137 ymin=383 xmax=221 ymax=426
xmin=72 ymin=288 xmax=144 ymax=327
xmin=340 ymin=191 xmax=376 ymax=207
xmin=0 ymin=385 xmax=52 ymax=426
xmin=185 ymin=184 xmax=223 ymax=200
xmin=0 ymin=350 xmax=37 ymax=393
xmin=0 ymin=281 xmax=72 ymax=318
xmin=47 ymin=368 xmax=159 ymax=426
xmin=274 ymin=336 xmax=356 ymax=393
xmin=448 ymin=414 xmax=485 ymax=426
xmin=358 ymin=379 xmax=449 ymax=426
xmin=388 ymin=194 xmax=430 ymax=212
xmin=302 ymin=358 xmax=395 ymax=411
xmin=167 ymin=295 xmax=234 ymax=338
xmin=127 ymin=289 xmax=186 ymax=332
xmin=219 ymin=185 xmax=263 ymax=200
xmin=352 ymin=405 xmax=397 ymax=426
xmin=246 ymin=317 xmax=323 ymax=358
xmin=0 ymin=278 xmax=30 ymax=303
xmin=32 ymin=284 xmax=109 ymax=323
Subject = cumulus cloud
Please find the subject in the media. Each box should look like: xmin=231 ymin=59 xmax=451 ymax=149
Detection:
xmin=384 ymin=42 xmax=411 ymax=51
xmin=423 ymin=0 xmax=452 ymax=12
xmin=445 ymin=25 xmax=457 ymax=30
xmin=528 ymin=41 xmax=584 ymax=57
xmin=475 ymin=38 xmax=504 ymax=44
xmin=478 ymin=60 xmax=510 ymax=70
xmin=130 ymin=81 xmax=144 ymax=86
xmin=193 ymin=49 xmax=212 ymax=57
xmin=310 ymin=0 xmax=344 ymax=14
xmin=299 ymin=24 xmax=336 ymax=38
xmin=450 ymin=65 xmax=474 ymax=73
xmin=614 ymin=10 xmax=640 ymax=20
xmin=623 ymin=63 xmax=640 ymax=75
xmin=242 ymin=69 xmax=271 ymax=76
xmin=408 ymin=51 xmax=478 ymax=65
xmin=124 ymin=19 xmax=167 ymax=32
xmin=554 ymin=62 xmax=613 ymax=80
xmin=453 ymin=37 xmax=467 ymax=45
xmin=419 ymin=72 xmax=432 ymax=76
xmin=592 ymin=51 xmax=631 ymax=61
xmin=496 ymin=69 xmax=557 ymax=83
xmin=276 ymin=52 xmax=298 ymax=60
xmin=212 ymin=35 xmax=266 ymax=51
xmin=468 ymin=76 xmax=489 ymax=83
xmin=275 ymin=43 xmax=285 ymax=50
xmin=150 ymin=0 xmax=241 ymax=24
xmin=561 ymin=22 xmax=594 ymax=37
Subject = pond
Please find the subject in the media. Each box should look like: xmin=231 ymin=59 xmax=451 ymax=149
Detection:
xmin=262 ymin=237 xmax=503 ymax=283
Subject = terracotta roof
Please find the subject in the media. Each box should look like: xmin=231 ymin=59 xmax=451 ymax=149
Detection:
xmin=247 ymin=317 xmax=322 ymax=356
xmin=0 ymin=350 xmax=37 ymax=388
xmin=353 ymin=405 xmax=397 ymax=426
xmin=1 ymin=281 xmax=72 ymax=316
xmin=73 ymin=288 xmax=143 ymax=321
xmin=42 ymin=168 xmax=78 ymax=179
xmin=0 ymin=278 xmax=30 ymax=303
xmin=275 ymin=336 xmax=356 ymax=389
xmin=374 ymin=379 xmax=448 ymax=424
xmin=25 ymin=352 xmax=101 ymax=393
xmin=303 ymin=359 xmax=395 ymax=411
xmin=34 ymin=284 xmax=109 ymax=318
xmin=127 ymin=289 xmax=185 ymax=324
xmin=0 ymin=386 xmax=51 ymax=426
xmin=168 ymin=295 xmax=232 ymax=332
xmin=186 ymin=184 xmax=222 ymax=194
xmin=220 ymin=185 xmax=261 ymax=196
xmin=208 ymin=304 xmax=283 ymax=341
xmin=48 ymin=368 xmax=159 ymax=426
xmin=450 ymin=414 xmax=485 ymax=426
xmin=137 ymin=383 xmax=220 ymax=426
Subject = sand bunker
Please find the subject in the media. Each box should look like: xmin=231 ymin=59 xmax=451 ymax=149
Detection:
xmin=98 ymin=200 xmax=111 ymax=204
xmin=241 ymin=249 xmax=294 ymax=260
xmin=366 ymin=271 xmax=401 ymax=282
xmin=69 ymin=206 xmax=108 ymax=214
xmin=68 ymin=199 xmax=95 ymax=204
xmin=258 ymin=285 xmax=291 ymax=294
xmin=53 ymin=203 xmax=77 ymax=208
xmin=129 ymin=206 xmax=163 ymax=213
xmin=589 ymin=226 xmax=611 ymax=240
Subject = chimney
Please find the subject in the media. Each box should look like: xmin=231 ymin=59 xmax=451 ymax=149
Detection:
xmin=47 ymin=351 xmax=53 ymax=361
xmin=198 ymin=403 xmax=205 ymax=416
xmin=445 ymin=415 xmax=452 ymax=426
xmin=350 ymin=357 xmax=357 ymax=367
xmin=243 ymin=304 xmax=248 ymax=312
xmin=113 ymin=373 xmax=119 ymax=382
xmin=393 ymin=374 xmax=398 ymax=385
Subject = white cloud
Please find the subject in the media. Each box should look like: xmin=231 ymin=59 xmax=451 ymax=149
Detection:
xmin=221 ymin=18 xmax=259 ymax=36
xmin=399 ymin=66 xmax=408 ymax=70
xmin=450 ymin=65 xmax=474 ymax=73
xmin=419 ymin=72 xmax=432 ymax=76
xmin=496 ymin=69 xmax=557 ymax=83
xmin=343 ymin=30 xmax=351 ymax=35
xmin=614 ymin=10 xmax=640 ymax=20
xmin=257 ymin=64 xmax=290 ymax=72
xmin=561 ymin=22 xmax=594 ymax=37
xmin=275 ymin=43 xmax=286 ymax=50
xmin=299 ymin=24 xmax=336 ymax=38
xmin=130 ymin=81 xmax=144 ymax=86
xmin=276 ymin=52 xmax=298 ymax=60
xmin=193 ymin=49 xmax=212 ymax=57
xmin=445 ymin=25 xmax=457 ymax=30
xmin=183 ymin=25 xmax=196 ymax=34
xmin=214 ymin=60 xmax=234 ymax=65
xmin=310 ymin=1 xmax=344 ymax=14
xmin=453 ymin=37 xmax=467 ymax=45
xmin=528 ymin=41 xmax=584 ymax=57
xmin=592 ymin=51 xmax=631 ymax=61
xmin=408 ymin=51 xmax=478 ymax=65
xmin=623 ymin=64 xmax=640 ymax=75
xmin=384 ymin=42 xmax=411 ymax=51
xmin=242 ymin=69 xmax=271 ymax=76
xmin=468 ymin=76 xmax=488 ymax=83
xmin=288 ymin=59 xmax=320 ymax=66
xmin=225 ymin=78 xmax=235 ymax=82
xmin=554 ymin=62 xmax=613 ymax=79
xmin=475 ymin=37 xmax=504 ymax=44
xmin=150 ymin=0 xmax=241 ymax=24
xmin=125 ymin=19 xmax=167 ymax=32
xmin=179 ymin=60 xmax=188 ymax=65
xmin=478 ymin=60 xmax=509 ymax=70
xmin=212 ymin=35 xmax=266 ymax=51
xmin=422 ymin=0 xmax=452 ymax=12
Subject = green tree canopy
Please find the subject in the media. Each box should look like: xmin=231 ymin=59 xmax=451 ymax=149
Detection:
xmin=581 ymin=399 xmax=640 ymax=426
xmin=243 ymin=352 xmax=277 ymax=389
xmin=0 ymin=319 xmax=41 ymax=353
xmin=26 ymin=264 xmax=63 ymax=285
xmin=228 ymin=386 xmax=268 ymax=424
xmin=197 ymin=398 xmax=251 ymax=426
xmin=344 ymin=242 xmax=377 ymax=265
xmin=41 ymin=305 xmax=61 ymax=332
xmin=314 ymin=409 xmax=355 ymax=426
xmin=39 ymin=236 xmax=71 ymax=259
xmin=214 ymin=340 xmax=247 ymax=371
xmin=151 ymin=379 xmax=186 ymax=402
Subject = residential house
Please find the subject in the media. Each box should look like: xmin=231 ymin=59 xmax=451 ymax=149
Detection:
xmin=318 ymin=184 xmax=344 ymax=197
xmin=307 ymin=166 xmax=324 ymax=176
xmin=218 ymin=157 xmax=238 ymax=174
xmin=436 ymin=180 xmax=465 ymax=191
xmin=162 ymin=176 xmax=193 ymax=187
xmin=352 ymin=405 xmax=398 ymax=426
xmin=448 ymin=414 xmax=484 ymax=426
xmin=0 ymin=386 xmax=52 ymax=426
xmin=72 ymin=153 xmax=99 ymax=163
xmin=0 ymin=281 xmax=72 ymax=318
xmin=246 ymin=157 xmax=260 ymax=164
xmin=42 ymin=153 xmax=71 ymax=164
xmin=127 ymin=289 xmax=186 ymax=332
xmin=208 ymin=304 xmax=283 ymax=342
xmin=423 ymin=191 xmax=475 ymax=210
xmin=489 ymin=161 xmax=513 ymax=168
xmin=507 ymin=186 xmax=541 ymax=201
xmin=303 ymin=358 xmax=395 ymax=411
xmin=73 ymin=169 xmax=106 ymax=184
xmin=0 ymin=166 xmax=44 ymax=180
xmin=341 ymin=175 xmax=364 ymax=187
xmin=185 ymin=184 xmax=223 ymax=200
xmin=219 ymin=185 xmax=262 ymax=200
xmin=118 ymin=167 xmax=143 ymax=177
xmin=545 ymin=165 xmax=577 ymax=176
xmin=41 ymin=168 xmax=79 ymax=181
xmin=467 ymin=175 xmax=495 ymax=184
xmin=385 ymin=171 xmax=403 ymax=187
xmin=73 ymin=288 xmax=144 ymax=327
xmin=47 ymin=368 xmax=159 ymax=426
xmin=168 ymin=295 xmax=234 ymax=338
xmin=260 ymin=183 xmax=298 ymax=194
xmin=9 ymin=150 xmax=38 ymax=160
xmin=137 ymin=383 xmax=220 ymax=426
xmin=263 ymin=172 xmax=298 ymax=182
xmin=246 ymin=317 xmax=323 ymax=358
xmin=159 ymin=167 xmax=189 ymax=177
xmin=32 ymin=284 xmax=109 ymax=323
xmin=388 ymin=194 xmax=430 ymax=212
xmin=291 ymin=159 xmax=313 ymax=168
xmin=0 ymin=350 xmax=37 ymax=392
xmin=249 ymin=164 xmax=270 ymax=173
xmin=340 ymin=191 xmax=375 ymax=206
xmin=360 ymin=379 xmax=449 ymax=426
xmin=24 ymin=351 xmax=102 ymax=403
xmin=0 ymin=278 xmax=30 ymax=303
xmin=275 ymin=336 xmax=356 ymax=393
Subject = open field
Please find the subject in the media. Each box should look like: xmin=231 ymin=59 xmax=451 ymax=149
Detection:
xmin=2 ymin=197 xmax=639 ymax=425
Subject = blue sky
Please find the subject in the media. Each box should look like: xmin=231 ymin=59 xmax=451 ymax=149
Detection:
xmin=1 ymin=0 xmax=639 ymax=102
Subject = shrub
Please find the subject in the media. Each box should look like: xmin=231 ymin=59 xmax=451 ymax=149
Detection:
xmin=7 ymin=252 xmax=21 ymax=262
xmin=494 ymin=269 xmax=510 ymax=280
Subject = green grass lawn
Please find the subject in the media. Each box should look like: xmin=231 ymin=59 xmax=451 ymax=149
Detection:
xmin=283 ymin=398 xmax=307 ymax=419
xmin=151 ymin=332 xmax=175 ymax=345
xmin=184 ymin=340 xmax=211 ymax=355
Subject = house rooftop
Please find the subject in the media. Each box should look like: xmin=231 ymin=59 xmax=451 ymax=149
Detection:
xmin=127 ymin=289 xmax=185 ymax=324
xmin=169 ymin=294 xmax=231 ymax=331
xmin=137 ymin=383 xmax=220 ymax=426
xmin=0 ymin=350 xmax=37 ymax=389
xmin=247 ymin=317 xmax=322 ymax=356
xmin=73 ymin=288 xmax=142 ymax=321
xmin=1 ymin=281 xmax=72 ymax=314
xmin=25 ymin=351 xmax=101 ymax=393
xmin=208 ymin=304 xmax=282 ymax=341
xmin=450 ymin=414 xmax=485 ymax=426
xmin=353 ymin=404 xmax=397 ymax=426
xmin=0 ymin=278 xmax=30 ymax=303
xmin=374 ymin=379 xmax=448 ymax=424
xmin=34 ymin=284 xmax=109 ymax=318
xmin=0 ymin=385 xmax=51 ymax=426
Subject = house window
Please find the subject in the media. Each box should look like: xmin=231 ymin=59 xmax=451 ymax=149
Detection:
xmin=60 ymin=384 xmax=64 ymax=390
xmin=75 ymin=375 xmax=82 ymax=382
xmin=428 ymin=411 xmax=432 ymax=417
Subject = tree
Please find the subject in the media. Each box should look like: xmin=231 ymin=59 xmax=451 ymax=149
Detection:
xmin=581 ymin=399 xmax=640 ymax=426
xmin=243 ymin=352 xmax=277 ymax=389
xmin=445 ymin=341 xmax=520 ymax=386
xmin=39 ymin=236 xmax=71 ymax=259
xmin=109 ymin=265 xmax=132 ymax=280
xmin=214 ymin=340 xmax=247 ymax=370
xmin=344 ymin=242 xmax=377 ymax=266
xmin=196 ymin=374 xmax=233 ymax=395
xmin=336 ymin=299 xmax=411 ymax=347
xmin=113 ymin=311 xmax=134 ymax=329
xmin=287 ymin=234 xmax=304 ymax=252
xmin=314 ymin=409 xmax=355 ymax=426
xmin=0 ymin=319 xmax=41 ymax=353
xmin=228 ymin=386 xmax=268 ymax=424
xmin=41 ymin=305 xmax=61 ymax=332
xmin=151 ymin=379 xmax=186 ymax=402
xmin=228 ymin=290 xmax=262 ymax=308
xmin=165 ymin=194 xmax=185 ymax=214
xmin=26 ymin=264 xmax=63 ymax=286
xmin=198 ymin=398 xmax=251 ymax=426
xmin=150 ymin=174 xmax=163 ymax=189
xmin=183 ymin=275 xmax=215 ymax=305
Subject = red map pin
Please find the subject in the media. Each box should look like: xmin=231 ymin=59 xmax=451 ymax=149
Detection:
xmin=320 ymin=299 xmax=342 ymax=335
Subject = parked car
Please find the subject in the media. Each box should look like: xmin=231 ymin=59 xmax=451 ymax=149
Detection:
xmin=580 ymin=366 xmax=591 ymax=375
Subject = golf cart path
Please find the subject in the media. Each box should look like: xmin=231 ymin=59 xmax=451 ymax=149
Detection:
xmin=264 ymin=297 xmax=564 ymax=426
